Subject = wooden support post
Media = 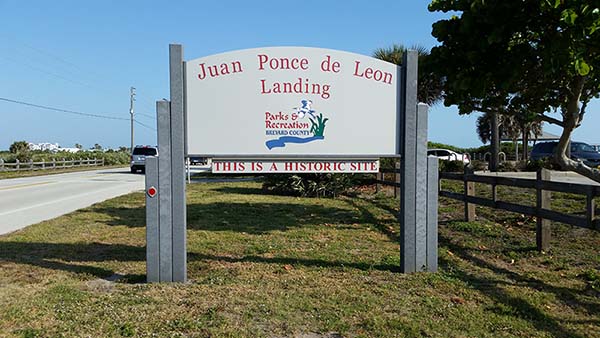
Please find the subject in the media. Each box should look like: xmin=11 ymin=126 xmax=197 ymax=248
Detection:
xmin=375 ymin=171 xmax=382 ymax=194
xmin=394 ymin=160 xmax=401 ymax=198
xmin=464 ymin=166 xmax=476 ymax=221
xmin=586 ymin=186 xmax=595 ymax=230
xmin=536 ymin=169 xmax=551 ymax=252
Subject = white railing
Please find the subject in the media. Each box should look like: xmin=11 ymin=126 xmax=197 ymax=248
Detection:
xmin=0 ymin=158 xmax=105 ymax=171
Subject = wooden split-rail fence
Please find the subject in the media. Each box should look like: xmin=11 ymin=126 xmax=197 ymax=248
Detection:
xmin=376 ymin=165 xmax=599 ymax=251
xmin=0 ymin=158 xmax=105 ymax=172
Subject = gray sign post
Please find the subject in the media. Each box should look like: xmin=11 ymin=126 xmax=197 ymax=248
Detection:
xmin=399 ymin=52 xmax=438 ymax=273
xmin=144 ymin=46 xmax=188 ymax=283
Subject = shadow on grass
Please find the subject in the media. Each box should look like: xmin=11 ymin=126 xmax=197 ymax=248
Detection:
xmin=187 ymin=202 xmax=358 ymax=234
xmin=211 ymin=186 xmax=265 ymax=195
xmin=92 ymin=201 xmax=359 ymax=234
xmin=438 ymin=233 xmax=598 ymax=338
xmin=188 ymin=252 xmax=400 ymax=273
xmin=0 ymin=239 xmax=399 ymax=281
xmin=342 ymin=198 xmax=399 ymax=242
xmin=0 ymin=241 xmax=144 ymax=279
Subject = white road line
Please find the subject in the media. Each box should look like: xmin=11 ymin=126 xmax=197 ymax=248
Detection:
xmin=0 ymin=181 xmax=53 ymax=191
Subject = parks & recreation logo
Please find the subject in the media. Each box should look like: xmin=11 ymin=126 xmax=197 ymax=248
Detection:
xmin=265 ymin=99 xmax=329 ymax=150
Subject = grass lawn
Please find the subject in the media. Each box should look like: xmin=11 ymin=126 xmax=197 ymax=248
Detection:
xmin=0 ymin=180 xmax=599 ymax=337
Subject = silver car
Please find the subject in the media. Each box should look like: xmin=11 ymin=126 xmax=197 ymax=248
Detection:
xmin=427 ymin=148 xmax=470 ymax=164
xmin=130 ymin=146 xmax=158 ymax=173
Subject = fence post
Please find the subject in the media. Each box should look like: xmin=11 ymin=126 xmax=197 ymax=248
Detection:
xmin=62 ymin=158 xmax=66 ymax=168
xmin=29 ymin=159 xmax=33 ymax=170
xmin=52 ymin=158 xmax=56 ymax=169
xmin=16 ymin=159 xmax=20 ymax=170
xmin=464 ymin=166 xmax=476 ymax=221
xmin=586 ymin=186 xmax=596 ymax=230
xmin=536 ymin=168 xmax=551 ymax=251
xmin=491 ymin=177 xmax=498 ymax=206
xmin=375 ymin=170 xmax=382 ymax=193
xmin=394 ymin=160 xmax=401 ymax=198
xmin=0 ymin=158 xmax=3 ymax=171
xmin=42 ymin=159 xmax=45 ymax=169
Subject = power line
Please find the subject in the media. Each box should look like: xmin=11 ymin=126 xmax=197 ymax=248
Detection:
xmin=0 ymin=96 xmax=129 ymax=121
xmin=136 ymin=111 xmax=156 ymax=119
xmin=0 ymin=38 xmax=158 ymax=121
xmin=134 ymin=119 xmax=156 ymax=131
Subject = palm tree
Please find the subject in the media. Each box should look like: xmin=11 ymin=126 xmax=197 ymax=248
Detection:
xmin=477 ymin=112 xmax=542 ymax=160
xmin=373 ymin=44 xmax=444 ymax=106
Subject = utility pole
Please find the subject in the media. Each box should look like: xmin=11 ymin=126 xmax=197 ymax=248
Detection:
xmin=130 ymin=87 xmax=136 ymax=152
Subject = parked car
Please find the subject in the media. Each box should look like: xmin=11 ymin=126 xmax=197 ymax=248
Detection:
xmin=427 ymin=148 xmax=470 ymax=164
xmin=530 ymin=141 xmax=600 ymax=168
xmin=130 ymin=145 xmax=158 ymax=173
xmin=593 ymin=144 xmax=600 ymax=153
xmin=189 ymin=156 xmax=207 ymax=165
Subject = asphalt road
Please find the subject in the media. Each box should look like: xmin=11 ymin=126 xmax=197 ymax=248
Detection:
xmin=0 ymin=168 xmax=144 ymax=235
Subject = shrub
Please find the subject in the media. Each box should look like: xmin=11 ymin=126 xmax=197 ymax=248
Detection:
xmin=523 ymin=158 xmax=561 ymax=172
xmin=379 ymin=157 xmax=399 ymax=169
xmin=262 ymin=173 xmax=364 ymax=198
xmin=0 ymin=150 xmax=130 ymax=166
xmin=439 ymin=160 xmax=464 ymax=173
xmin=469 ymin=160 xmax=488 ymax=171
xmin=497 ymin=161 xmax=517 ymax=172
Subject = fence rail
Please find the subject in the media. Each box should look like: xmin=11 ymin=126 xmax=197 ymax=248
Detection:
xmin=0 ymin=158 xmax=105 ymax=172
xmin=439 ymin=168 xmax=599 ymax=251
xmin=375 ymin=166 xmax=599 ymax=251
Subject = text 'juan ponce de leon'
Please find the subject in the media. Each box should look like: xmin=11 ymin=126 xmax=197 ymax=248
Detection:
xmin=195 ymin=54 xmax=394 ymax=100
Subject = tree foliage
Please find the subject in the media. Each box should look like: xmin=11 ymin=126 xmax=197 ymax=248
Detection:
xmin=373 ymin=44 xmax=444 ymax=105
xmin=475 ymin=113 xmax=542 ymax=144
xmin=429 ymin=0 xmax=600 ymax=181
xmin=9 ymin=141 xmax=31 ymax=162
xmin=9 ymin=141 xmax=29 ymax=154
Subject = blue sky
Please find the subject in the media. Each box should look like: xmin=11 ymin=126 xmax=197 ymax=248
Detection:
xmin=0 ymin=1 xmax=598 ymax=150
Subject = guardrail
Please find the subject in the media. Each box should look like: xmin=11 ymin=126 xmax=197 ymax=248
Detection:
xmin=439 ymin=168 xmax=599 ymax=251
xmin=0 ymin=158 xmax=105 ymax=171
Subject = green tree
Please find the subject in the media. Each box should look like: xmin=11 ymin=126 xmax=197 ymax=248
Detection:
xmin=373 ymin=44 xmax=444 ymax=105
xmin=9 ymin=141 xmax=29 ymax=154
xmin=9 ymin=140 xmax=31 ymax=162
xmin=429 ymin=0 xmax=600 ymax=181
xmin=74 ymin=143 xmax=83 ymax=149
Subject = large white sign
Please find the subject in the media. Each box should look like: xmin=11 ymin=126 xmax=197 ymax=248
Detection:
xmin=185 ymin=47 xmax=401 ymax=157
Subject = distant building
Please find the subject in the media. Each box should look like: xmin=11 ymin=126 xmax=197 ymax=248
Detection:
xmin=28 ymin=142 xmax=60 ymax=152
xmin=27 ymin=142 xmax=81 ymax=153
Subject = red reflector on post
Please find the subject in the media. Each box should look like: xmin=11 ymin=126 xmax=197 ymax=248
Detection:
xmin=147 ymin=186 xmax=157 ymax=198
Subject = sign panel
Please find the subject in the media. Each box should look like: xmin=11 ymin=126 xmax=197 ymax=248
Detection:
xmin=185 ymin=47 xmax=401 ymax=157
xmin=212 ymin=160 xmax=379 ymax=174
